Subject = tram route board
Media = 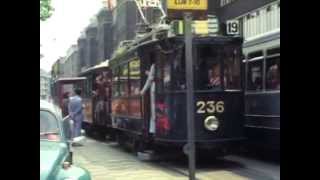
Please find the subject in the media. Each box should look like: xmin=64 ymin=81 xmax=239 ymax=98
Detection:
xmin=167 ymin=0 xmax=208 ymax=20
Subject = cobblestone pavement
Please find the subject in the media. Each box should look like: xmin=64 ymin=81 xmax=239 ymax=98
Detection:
xmin=73 ymin=138 xmax=279 ymax=180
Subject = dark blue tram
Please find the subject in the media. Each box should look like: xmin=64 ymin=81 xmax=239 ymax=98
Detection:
xmin=109 ymin=29 xmax=245 ymax=155
xmin=243 ymin=46 xmax=280 ymax=151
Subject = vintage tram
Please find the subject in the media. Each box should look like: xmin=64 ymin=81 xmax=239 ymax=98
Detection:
xmin=109 ymin=28 xmax=245 ymax=155
xmin=243 ymin=46 xmax=280 ymax=152
xmin=51 ymin=77 xmax=87 ymax=115
xmin=79 ymin=61 xmax=113 ymax=137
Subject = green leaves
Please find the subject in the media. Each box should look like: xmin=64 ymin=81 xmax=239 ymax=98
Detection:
xmin=40 ymin=0 xmax=54 ymax=21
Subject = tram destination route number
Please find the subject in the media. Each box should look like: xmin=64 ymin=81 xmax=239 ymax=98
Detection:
xmin=226 ymin=20 xmax=240 ymax=35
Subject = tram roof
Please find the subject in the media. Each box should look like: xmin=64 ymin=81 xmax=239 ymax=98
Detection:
xmin=79 ymin=60 xmax=109 ymax=76
xmin=54 ymin=77 xmax=87 ymax=83
xmin=110 ymin=32 xmax=243 ymax=66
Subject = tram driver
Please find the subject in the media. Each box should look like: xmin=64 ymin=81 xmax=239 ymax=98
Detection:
xmin=208 ymin=63 xmax=226 ymax=89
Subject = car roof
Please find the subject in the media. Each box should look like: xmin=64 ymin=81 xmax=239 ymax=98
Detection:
xmin=40 ymin=100 xmax=62 ymax=117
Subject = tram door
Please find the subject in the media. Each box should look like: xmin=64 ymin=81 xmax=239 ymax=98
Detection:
xmin=92 ymin=70 xmax=111 ymax=127
xmin=83 ymin=76 xmax=93 ymax=126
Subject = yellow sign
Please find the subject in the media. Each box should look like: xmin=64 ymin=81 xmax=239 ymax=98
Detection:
xmin=193 ymin=20 xmax=209 ymax=34
xmin=167 ymin=0 xmax=208 ymax=10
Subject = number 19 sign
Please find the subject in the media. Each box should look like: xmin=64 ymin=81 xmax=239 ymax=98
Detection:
xmin=226 ymin=20 xmax=240 ymax=35
xmin=167 ymin=0 xmax=208 ymax=20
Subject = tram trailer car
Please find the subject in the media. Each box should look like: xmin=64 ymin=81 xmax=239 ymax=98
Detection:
xmin=79 ymin=62 xmax=113 ymax=138
xmin=243 ymin=47 xmax=280 ymax=152
xmin=52 ymin=77 xmax=87 ymax=112
xmin=109 ymin=35 xmax=245 ymax=156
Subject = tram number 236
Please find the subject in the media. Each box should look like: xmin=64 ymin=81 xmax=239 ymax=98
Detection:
xmin=196 ymin=101 xmax=224 ymax=114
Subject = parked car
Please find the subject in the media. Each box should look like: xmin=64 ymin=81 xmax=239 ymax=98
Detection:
xmin=40 ymin=100 xmax=91 ymax=180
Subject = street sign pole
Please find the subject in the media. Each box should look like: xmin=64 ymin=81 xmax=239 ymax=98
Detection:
xmin=184 ymin=12 xmax=196 ymax=180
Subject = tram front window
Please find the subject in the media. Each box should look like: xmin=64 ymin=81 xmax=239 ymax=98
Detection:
xmin=195 ymin=45 xmax=241 ymax=90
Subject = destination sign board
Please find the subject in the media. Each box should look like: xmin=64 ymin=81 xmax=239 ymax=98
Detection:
xmin=167 ymin=0 xmax=208 ymax=20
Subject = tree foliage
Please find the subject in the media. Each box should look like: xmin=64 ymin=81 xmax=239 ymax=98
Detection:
xmin=40 ymin=0 xmax=54 ymax=21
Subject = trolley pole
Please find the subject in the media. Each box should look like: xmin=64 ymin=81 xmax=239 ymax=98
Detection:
xmin=184 ymin=12 xmax=196 ymax=180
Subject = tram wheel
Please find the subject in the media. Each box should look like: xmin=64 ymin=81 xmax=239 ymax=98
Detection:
xmin=116 ymin=133 xmax=125 ymax=147
xmin=134 ymin=139 xmax=146 ymax=154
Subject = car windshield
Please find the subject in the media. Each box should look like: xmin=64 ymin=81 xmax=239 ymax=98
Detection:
xmin=40 ymin=110 xmax=61 ymax=141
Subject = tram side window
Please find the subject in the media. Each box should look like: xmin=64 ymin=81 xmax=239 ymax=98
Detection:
xmin=156 ymin=47 xmax=185 ymax=93
xmin=266 ymin=56 xmax=280 ymax=90
xmin=112 ymin=67 xmax=120 ymax=97
xmin=224 ymin=47 xmax=241 ymax=89
xmin=156 ymin=53 xmax=164 ymax=94
xmin=129 ymin=58 xmax=141 ymax=96
xmin=119 ymin=63 xmax=129 ymax=97
xmin=247 ymin=60 xmax=263 ymax=91
xmin=172 ymin=48 xmax=186 ymax=90
xmin=94 ymin=71 xmax=109 ymax=98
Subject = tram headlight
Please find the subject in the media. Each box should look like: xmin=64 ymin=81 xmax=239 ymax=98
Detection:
xmin=204 ymin=116 xmax=219 ymax=131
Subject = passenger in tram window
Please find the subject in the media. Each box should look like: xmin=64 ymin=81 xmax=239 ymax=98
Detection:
xmin=208 ymin=64 xmax=225 ymax=88
xmin=267 ymin=64 xmax=280 ymax=90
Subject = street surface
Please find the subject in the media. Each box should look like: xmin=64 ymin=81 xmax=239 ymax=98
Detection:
xmin=73 ymin=138 xmax=280 ymax=180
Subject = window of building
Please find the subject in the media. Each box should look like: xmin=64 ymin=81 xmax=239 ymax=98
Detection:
xmin=266 ymin=5 xmax=271 ymax=12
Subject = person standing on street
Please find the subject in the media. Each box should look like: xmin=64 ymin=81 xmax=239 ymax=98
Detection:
xmin=68 ymin=89 xmax=84 ymax=142
xmin=62 ymin=92 xmax=70 ymax=117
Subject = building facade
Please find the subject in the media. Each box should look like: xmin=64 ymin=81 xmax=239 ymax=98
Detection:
xmin=40 ymin=69 xmax=51 ymax=100
xmin=85 ymin=23 xmax=98 ymax=68
xmin=63 ymin=45 xmax=79 ymax=77
xmin=77 ymin=36 xmax=87 ymax=73
xmin=96 ymin=9 xmax=114 ymax=63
